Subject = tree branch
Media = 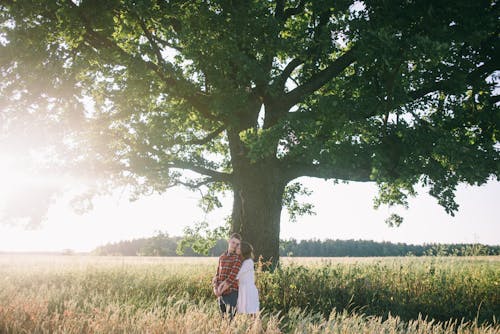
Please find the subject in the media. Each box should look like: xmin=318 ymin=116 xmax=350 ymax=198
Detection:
xmin=284 ymin=159 xmax=372 ymax=183
xmin=273 ymin=58 xmax=304 ymax=92
xmin=281 ymin=48 xmax=357 ymax=109
xmin=136 ymin=14 xmax=167 ymax=70
xmin=133 ymin=13 xmax=183 ymax=53
xmin=275 ymin=0 xmax=307 ymax=21
xmin=151 ymin=34 xmax=184 ymax=53
xmin=408 ymin=83 xmax=443 ymax=102
xmin=167 ymin=160 xmax=233 ymax=183
xmin=64 ymin=0 xmax=219 ymax=122
xmin=491 ymin=95 xmax=500 ymax=105
xmin=273 ymin=5 xmax=331 ymax=96
xmin=173 ymin=126 xmax=225 ymax=146
xmin=175 ymin=178 xmax=215 ymax=189
xmin=275 ymin=0 xmax=285 ymax=19
xmin=408 ymin=57 xmax=498 ymax=101
xmin=283 ymin=0 xmax=307 ymax=20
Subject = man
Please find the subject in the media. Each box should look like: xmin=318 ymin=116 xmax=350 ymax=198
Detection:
xmin=212 ymin=233 xmax=242 ymax=319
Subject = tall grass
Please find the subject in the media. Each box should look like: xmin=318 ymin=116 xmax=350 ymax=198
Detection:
xmin=0 ymin=255 xmax=498 ymax=333
xmin=258 ymin=257 xmax=499 ymax=324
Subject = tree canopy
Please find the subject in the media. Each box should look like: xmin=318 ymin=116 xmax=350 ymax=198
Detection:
xmin=1 ymin=0 xmax=498 ymax=261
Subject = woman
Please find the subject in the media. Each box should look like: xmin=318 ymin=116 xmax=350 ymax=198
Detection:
xmin=236 ymin=241 xmax=259 ymax=314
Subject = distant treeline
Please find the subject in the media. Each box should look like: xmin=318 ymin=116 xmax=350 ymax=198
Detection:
xmin=280 ymin=239 xmax=500 ymax=257
xmin=92 ymin=232 xmax=500 ymax=257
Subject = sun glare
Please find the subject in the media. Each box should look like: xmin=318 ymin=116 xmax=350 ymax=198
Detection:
xmin=0 ymin=155 xmax=26 ymax=190
xmin=1 ymin=155 xmax=56 ymax=191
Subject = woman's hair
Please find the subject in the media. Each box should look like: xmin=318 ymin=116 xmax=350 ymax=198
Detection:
xmin=240 ymin=241 xmax=254 ymax=260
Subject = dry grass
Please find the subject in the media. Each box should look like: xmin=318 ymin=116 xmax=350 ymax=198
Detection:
xmin=0 ymin=255 xmax=498 ymax=333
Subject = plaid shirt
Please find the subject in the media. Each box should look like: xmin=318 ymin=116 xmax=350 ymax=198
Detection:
xmin=214 ymin=251 xmax=242 ymax=294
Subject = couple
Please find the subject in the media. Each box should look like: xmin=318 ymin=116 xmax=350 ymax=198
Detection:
xmin=212 ymin=233 xmax=259 ymax=319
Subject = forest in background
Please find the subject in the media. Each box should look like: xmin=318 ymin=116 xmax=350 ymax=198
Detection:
xmin=91 ymin=232 xmax=500 ymax=257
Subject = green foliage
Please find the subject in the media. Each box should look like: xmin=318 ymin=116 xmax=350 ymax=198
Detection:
xmin=197 ymin=182 xmax=232 ymax=213
xmin=384 ymin=213 xmax=404 ymax=227
xmin=282 ymin=182 xmax=316 ymax=222
xmin=176 ymin=220 xmax=230 ymax=256
xmin=137 ymin=231 xmax=178 ymax=256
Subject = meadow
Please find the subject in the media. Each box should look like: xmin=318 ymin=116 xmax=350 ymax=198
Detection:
xmin=0 ymin=255 xmax=498 ymax=333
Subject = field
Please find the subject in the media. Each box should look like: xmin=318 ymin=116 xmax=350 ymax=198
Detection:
xmin=0 ymin=255 xmax=498 ymax=333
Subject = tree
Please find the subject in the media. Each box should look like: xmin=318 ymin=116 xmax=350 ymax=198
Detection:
xmin=1 ymin=0 xmax=498 ymax=264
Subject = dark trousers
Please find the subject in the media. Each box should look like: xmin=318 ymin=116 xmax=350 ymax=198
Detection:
xmin=218 ymin=290 xmax=238 ymax=320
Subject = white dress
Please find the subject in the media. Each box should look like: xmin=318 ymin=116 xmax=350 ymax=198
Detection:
xmin=236 ymin=259 xmax=259 ymax=314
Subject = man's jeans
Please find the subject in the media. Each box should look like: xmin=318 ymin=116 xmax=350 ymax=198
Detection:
xmin=218 ymin=290 xmax=238 ymax=320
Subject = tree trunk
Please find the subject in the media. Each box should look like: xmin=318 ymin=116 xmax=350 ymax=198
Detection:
xmin=231 ymin=162 xmax=286 ymax=267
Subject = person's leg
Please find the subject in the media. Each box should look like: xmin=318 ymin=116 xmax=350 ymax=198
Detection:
xmin=218 ymin=296 xmax=227 ymax=317
xmin=220 ymin=291 xmax=239 ymax=320
xmin=228 ymin=307 xmax=235 ymax=320
xmin=226 ymin=291 xmax=238 ymax=321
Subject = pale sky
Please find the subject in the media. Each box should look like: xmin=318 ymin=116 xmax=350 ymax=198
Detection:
xmin=0 ymin=172 xmax=498 ymax=252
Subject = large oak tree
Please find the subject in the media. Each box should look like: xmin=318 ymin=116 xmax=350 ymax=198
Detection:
xmin=1 ymin=0 xmax=498 ymax=262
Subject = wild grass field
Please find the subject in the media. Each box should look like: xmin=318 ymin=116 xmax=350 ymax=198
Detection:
xmin=0 ymin=255 xmax=498 ymax=333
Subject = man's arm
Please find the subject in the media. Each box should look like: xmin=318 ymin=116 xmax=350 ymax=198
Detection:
xmin=212 ymin=260 xmax=220 ymax=286
xmin=212 ymin=259 xmax=221 ymax=296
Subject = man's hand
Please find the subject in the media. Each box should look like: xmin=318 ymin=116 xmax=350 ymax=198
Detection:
xmin=213 ymin=285 xmax=221 ymax=297
xmin=217 ymin=281 xmax=229 ymax=296
xmin=212 ymin=276 xmax=221 ymax=296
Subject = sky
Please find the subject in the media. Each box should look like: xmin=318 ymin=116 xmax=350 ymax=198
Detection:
xmin=0 ymin=172 xmax=498 ymax=252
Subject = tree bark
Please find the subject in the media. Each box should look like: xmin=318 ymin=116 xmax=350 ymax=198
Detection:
xmin=231 ymin=161 xmax=286 ymax=267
